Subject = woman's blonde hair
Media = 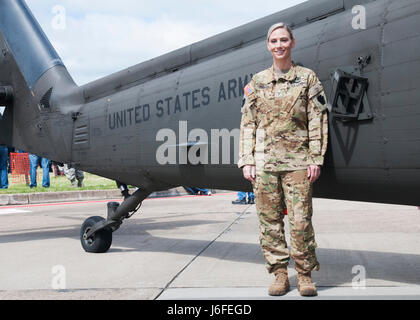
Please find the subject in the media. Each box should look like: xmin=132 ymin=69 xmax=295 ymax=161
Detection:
xmin=266 ymin=22 xmax=294 ymax=41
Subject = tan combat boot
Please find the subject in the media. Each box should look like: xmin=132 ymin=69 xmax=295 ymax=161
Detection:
xmin=297 ymin=272 xmax=317 ymax=296
xmin=268 ymin=267 xmax=290 ymax=296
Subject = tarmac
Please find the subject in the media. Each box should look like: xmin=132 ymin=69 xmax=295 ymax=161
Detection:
xmin=0 ymin=189 xmax=420 ymax=300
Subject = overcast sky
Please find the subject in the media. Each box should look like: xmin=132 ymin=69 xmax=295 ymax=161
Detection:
xmin=26 ymin=0 xmax=307 ymax=85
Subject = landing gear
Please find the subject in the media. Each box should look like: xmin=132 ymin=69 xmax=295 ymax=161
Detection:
xmin=80 ymin=216 xmax=112 ymax=253
xmin=80 ymin=188 xmax=152 ymax=253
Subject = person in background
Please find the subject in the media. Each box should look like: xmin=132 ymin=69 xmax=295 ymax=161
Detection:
xmin=232 ymin=192 xmax=255 ymax=204
xmin=51 ymin=161 xmax=64 ymax=177
xmin=64 ymin=163 xmax=84 ymax=188
xmin=183 ymin=187 xmax=212 ymax=196
xmin=29 ymin=154 xmax=51 ymax=188
xmin=0 ymin=144 xmax=9 ymax=189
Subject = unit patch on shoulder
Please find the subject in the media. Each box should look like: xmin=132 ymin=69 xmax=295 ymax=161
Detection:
xmin=317 ymin=94 xmax=326 ymax=105
xmin=244 ymin=84 xmax=254 ymax=97
xmin=313 ymin=93 xmax=328 ymax=112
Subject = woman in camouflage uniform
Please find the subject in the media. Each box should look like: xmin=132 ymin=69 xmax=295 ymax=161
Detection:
xmin=238 ymin=23 xmax=328 ymax=296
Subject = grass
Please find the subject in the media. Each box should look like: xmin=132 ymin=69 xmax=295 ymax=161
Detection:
xmin=0 ymin=172 xmax=117 ymax=194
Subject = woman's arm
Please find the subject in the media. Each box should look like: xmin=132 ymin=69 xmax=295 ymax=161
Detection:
xmin=307 ymin=72 xmax=329 ymax=182
xmin=238 ymin=80 xmax=258 ymax=171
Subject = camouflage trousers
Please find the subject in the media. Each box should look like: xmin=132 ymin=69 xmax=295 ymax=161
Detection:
xmin=253 ymin=170 xmax=320 ymax=274
xmin=63 ymin=164 xmax=84 ymax=182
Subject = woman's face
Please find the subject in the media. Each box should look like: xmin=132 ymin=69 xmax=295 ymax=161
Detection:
xmin=267 ymin=28 xmax=295 ymax=62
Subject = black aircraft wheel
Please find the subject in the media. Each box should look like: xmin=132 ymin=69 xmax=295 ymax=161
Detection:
xmin=80 ymin=216 xmax=112 ymax=253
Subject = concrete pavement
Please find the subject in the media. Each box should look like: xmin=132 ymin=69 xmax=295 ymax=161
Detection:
xmin=0 ymin=193 xmax=419 ymax=300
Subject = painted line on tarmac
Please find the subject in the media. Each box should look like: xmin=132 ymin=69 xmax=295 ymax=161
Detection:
xmin=0 ymin=208 xmax=31 ymax=215
xmin=154 ymin=202 xmax=252 ymax=300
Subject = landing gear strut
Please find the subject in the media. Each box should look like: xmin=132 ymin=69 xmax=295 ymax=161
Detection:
xmin=80 ymin=188 xmax=152 ymax=253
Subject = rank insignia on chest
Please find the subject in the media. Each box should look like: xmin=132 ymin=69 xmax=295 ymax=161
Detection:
xmin=275 ymin=90 xmax=286 ymax=98
xmin=290 ymin=77 xmax=304 ymax=87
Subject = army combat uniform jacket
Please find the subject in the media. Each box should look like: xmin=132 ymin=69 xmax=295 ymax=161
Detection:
xmin=238 ymin=63 xmax=328 ymax=172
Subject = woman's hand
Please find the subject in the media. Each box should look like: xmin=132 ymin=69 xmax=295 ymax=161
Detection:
xmin=242 ymin=165 xmax=256 ymax=183
xmin=307 ymin=165 xmax=321 ymax=183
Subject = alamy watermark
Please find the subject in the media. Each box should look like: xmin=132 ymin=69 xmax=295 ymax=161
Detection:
xmin=51 ymin=5 xmax=66 ymax=30
xmin=156 ymin=121 xmax=240 ymax=165
xmin=351 ymin=265 xmax=366 ymax=289
xmin=51 ymin=265 xmax=66 ymax=290
xmin=352 ymin=5 xmax=366 ymax=30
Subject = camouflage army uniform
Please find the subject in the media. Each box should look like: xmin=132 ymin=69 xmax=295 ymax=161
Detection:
xmin=238 ymin=63 xmax=328 ymax=274
xmin=64 ymin=164 xmax=84 ymax=187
